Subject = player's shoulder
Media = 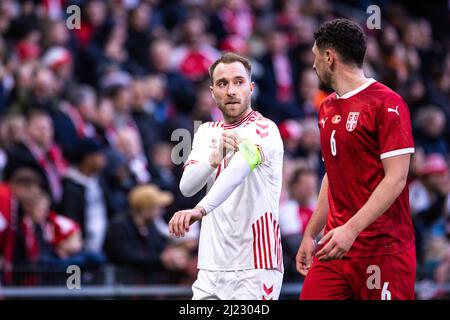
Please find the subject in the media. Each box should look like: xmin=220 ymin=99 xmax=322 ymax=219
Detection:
xmin=365 ymin=82 xmax=412 ymax=119
xmin=368 ymin=81 xmax=405 ymax=104
xmin=245 ymin=111 xmax=277 ymax=128
xmin=322 ymin=91 xmax=338 ymax=104
xmin=245 ymin=111 xmax=281 ymax=137
xmin=318 ymin=92 xmax=338 ymax=112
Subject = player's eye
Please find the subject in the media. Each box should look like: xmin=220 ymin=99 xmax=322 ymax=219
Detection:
xmin=234 ymin=79 xmax=244 ymax=85
xmin=217 ymin=82 xmax=227 ymax=88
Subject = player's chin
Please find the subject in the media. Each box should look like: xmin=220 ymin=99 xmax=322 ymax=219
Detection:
xmin=224 ymin=104 xmax=243 ymax=117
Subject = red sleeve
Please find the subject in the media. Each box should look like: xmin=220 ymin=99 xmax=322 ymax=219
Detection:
xmin=377 ymin=93 xmax=415 ymax=159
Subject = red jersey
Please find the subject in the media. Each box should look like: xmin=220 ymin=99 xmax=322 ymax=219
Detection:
xmin=318 ymin=79 xmax=415 ymax=257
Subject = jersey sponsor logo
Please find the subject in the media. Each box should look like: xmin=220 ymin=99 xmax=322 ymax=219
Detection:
xmin=262 ymin=283 xmax=274 ymax=300
xmin=332 ymin=115 xmax=341 ymax=124
xmin=320 ymin=117 xmax=328 ymax=128
xmin=346 ymin=112 xmax=360 ymax=131
xmin=210 ymin=138 xmax=218 ymax=148
xmin=387 ymin=105 xmax=399 ymax=115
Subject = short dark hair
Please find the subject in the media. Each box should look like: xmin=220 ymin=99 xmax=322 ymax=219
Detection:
xmin=209 ymin=52 xmax=252 ymax=83
xmin=9 ymin=167 xmax=43 ymax=187
xmin=314 ymin=18 xmax=366 ymax=67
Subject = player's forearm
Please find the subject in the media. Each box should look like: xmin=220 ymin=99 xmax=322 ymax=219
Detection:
xmin=179 ymin=160 xmax=215 ymax=197
xmin=304 ymin=174 xmax=329 ymax=239
xmin=346 ymin=173 xmax=407 ymax=234
xmin=197 ymin=152 xmax=251 ymax=214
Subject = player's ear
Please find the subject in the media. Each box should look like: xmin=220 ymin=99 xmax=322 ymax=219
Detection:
xmin=210 ymin=85 xmax=215 ymax=99
xmin=250 ymin=81 xmax=255 ymax=93
xmin=324 ymin=49 xmax=333 ymax=64
xmin=325 ymin=48 xmax=336 ymax=67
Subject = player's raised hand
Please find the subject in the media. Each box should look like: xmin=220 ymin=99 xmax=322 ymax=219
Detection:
xmin=315 ymin=224 xmax=358 ymax=261
xmin=169 ymin=208 xmax=203 ymax=238
xmin=209 ymin=131 xmax=241 ymax=168
xmin=296 ymin=236 xmax=317 ymax=276
xmin=220 ymin=132 xmax=241 ymax=153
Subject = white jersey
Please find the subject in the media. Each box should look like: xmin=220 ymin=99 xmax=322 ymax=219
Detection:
xmin=184 ymin=110 xmax=284 ymax=272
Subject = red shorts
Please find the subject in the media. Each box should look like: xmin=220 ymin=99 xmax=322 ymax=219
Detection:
xmin=300 ymin=246 xmax=416 ymax=300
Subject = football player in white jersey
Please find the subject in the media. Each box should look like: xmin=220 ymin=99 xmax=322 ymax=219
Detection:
xmin=169 ymin=53 xmax=284 ymax=300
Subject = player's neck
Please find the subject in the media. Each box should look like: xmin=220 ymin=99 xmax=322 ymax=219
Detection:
xmin=333 ymin=67 xmax=369 ymax=98
xmin=223 ymin=107 xmax=253 ymax=125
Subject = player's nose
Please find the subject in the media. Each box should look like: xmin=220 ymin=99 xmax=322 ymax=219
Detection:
xmin=227 ymin=85 xmax=237 ymax=96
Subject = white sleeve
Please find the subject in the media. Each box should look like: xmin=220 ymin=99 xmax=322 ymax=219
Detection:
xmin=180 ymin=160 xmax=215 ymax=197
xmin=197 ymin=151 xmax=251 ymax=214
xmin=179 ymin=124 xmax=215 ymax=197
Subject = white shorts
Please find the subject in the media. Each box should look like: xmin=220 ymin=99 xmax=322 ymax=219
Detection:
xmin=192 ymin=269 xmax=283 ymax=300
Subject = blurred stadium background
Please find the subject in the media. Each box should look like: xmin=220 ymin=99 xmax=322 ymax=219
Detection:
xmin=0 ymin=0 xmax=449 ymax=300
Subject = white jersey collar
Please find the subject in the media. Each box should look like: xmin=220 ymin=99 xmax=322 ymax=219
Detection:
xmin=336 ymin=78 xmax=376 ymax=99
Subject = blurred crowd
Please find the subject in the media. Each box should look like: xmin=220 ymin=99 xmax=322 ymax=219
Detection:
xmin=0 ymin=0 xmax=448 ymax=298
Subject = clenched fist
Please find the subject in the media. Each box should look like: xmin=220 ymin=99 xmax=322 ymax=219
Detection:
xmin=209 ymin=131 xmax=242 ymax=168
xmin=169 ymin=207 xmax=204 ymax=238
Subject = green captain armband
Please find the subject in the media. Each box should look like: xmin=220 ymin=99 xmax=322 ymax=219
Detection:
xmin=238 ymin=139 xmax=262 ymax=170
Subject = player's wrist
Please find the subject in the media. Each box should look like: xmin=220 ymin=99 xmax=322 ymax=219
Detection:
xmin=194 ymin=206 xmax=207 ymax=218
xmin=345 ymin=220 xmax=363 ymax=235
xmin=303 ymin=230 xmax=318 ymax=240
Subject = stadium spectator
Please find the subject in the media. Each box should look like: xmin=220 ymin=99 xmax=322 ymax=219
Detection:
xmin=60 ymin=137 xmax=110 ymax=253
xmin=115 ymin=127 xmax=151 ymax=185
xmin=130 ymin=78 xmax=163 ymax=152
xmin=297 ymin=69 xmax=320 ymax=117
xmin=53 ymin=85 xmax=99 ymax=160
xmin=4 ymin=110 xmax=67 ymax=205
xmin=296 ymin=118 xmax=323 ymax=176
xmin=414 ymin=106 xmax=449 ymax=157
xmin=409 ymin=154 xmax=450 ymax=267
xmin=280 ymin=166 xmax=318 ymax=282
xmin=104 ymin=184 xmax=193 ymax=284
xmin=103 ymin=149 xmax=137 ymax=216
xmin=171 ymin=13 xmax=220 ymax=82
xmin=148 ymin=37 xmax=197 ymax=119
xmin=256 ymin=28 xmax=299 ymax=122
xmin=0 ymin=167 xmax=43 ymax=284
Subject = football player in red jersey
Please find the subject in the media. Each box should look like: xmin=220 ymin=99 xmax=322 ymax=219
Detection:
xmin=296 ymin=19 xmax=416 ymax=300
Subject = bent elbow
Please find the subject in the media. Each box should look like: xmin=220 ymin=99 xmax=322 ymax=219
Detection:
xmin=179 ymin=178 xmax=195 ymax=197
xmin=395 ymin=172 xmax=409 ymax=190
xmin=398 ymin=177 xmax=408 ymax=193
xmin=387 ymin=174 xmax=408 ymax=195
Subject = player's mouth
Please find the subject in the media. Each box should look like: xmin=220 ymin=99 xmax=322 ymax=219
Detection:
xmin=226 ymin=101 xmax=240 ymax=105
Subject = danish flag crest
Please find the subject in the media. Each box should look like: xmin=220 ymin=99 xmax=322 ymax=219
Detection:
xmin=346 ymin=112 xmax=360 ymax=132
